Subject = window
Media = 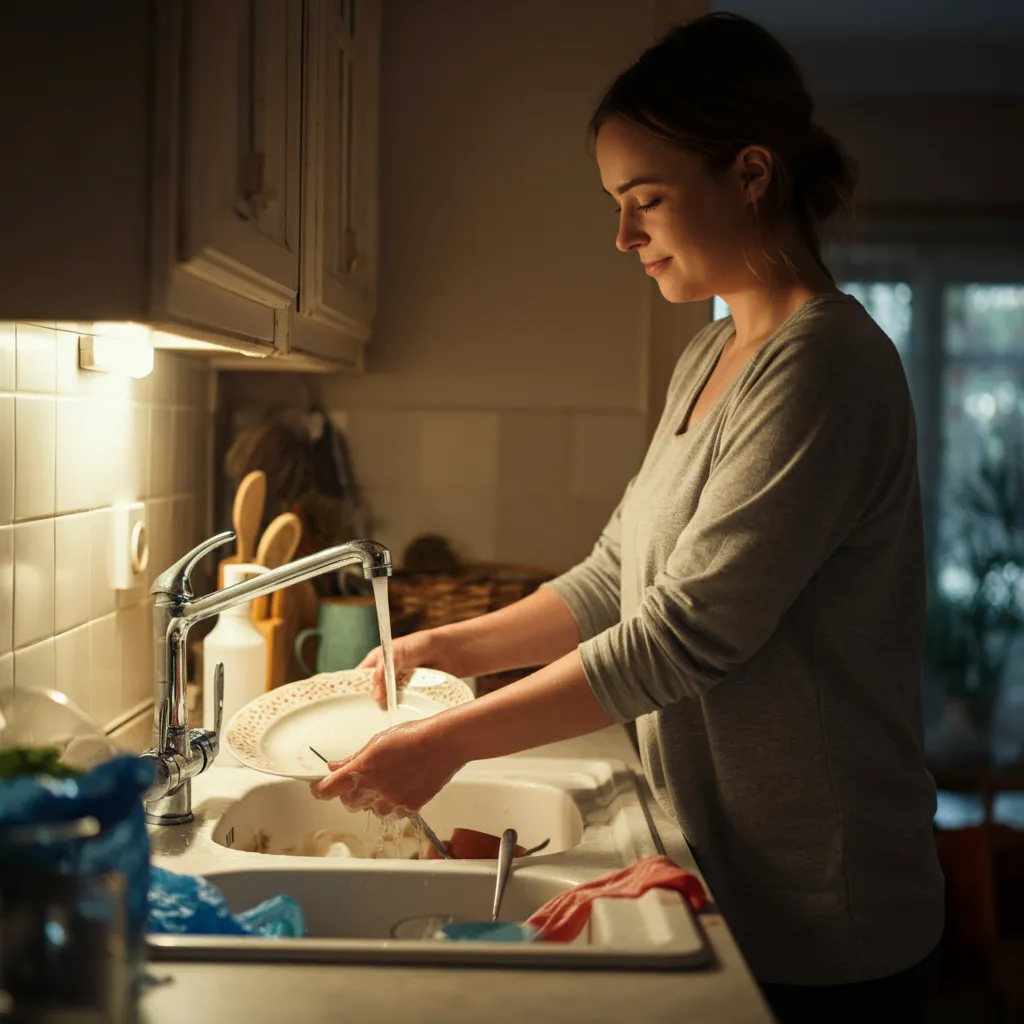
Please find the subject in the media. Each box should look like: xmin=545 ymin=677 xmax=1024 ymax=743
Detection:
xmin=829 ymin=250 xmax=1024 ymax=761
xmin=719 ymin=252 xmax=1024 ymax=758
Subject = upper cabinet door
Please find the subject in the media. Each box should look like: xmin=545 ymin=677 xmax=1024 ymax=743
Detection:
xmin=173 ymin=0 xmax=303 ymax=341
xmin=295 ymin=0 xmax=381 ymax=361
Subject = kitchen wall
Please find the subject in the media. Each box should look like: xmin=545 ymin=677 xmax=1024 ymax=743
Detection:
xmin=0 ymin=322 xmax=213 ymax=749
xmin=221 ymin=0 xmax=711 ymax=574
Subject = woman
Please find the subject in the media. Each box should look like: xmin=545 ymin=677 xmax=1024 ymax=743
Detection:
xmin=313 ymin=13 xmax=945 ymax=1021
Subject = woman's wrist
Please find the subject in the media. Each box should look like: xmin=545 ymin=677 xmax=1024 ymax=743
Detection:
xmin=414 ymin=704 xmax=471 ymax=777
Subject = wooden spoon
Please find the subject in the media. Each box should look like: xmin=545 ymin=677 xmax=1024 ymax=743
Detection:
xmin=251 ymin=512 xmax=302 ymax=620
xmin=217 ymin=470 xmax=266 ymax=588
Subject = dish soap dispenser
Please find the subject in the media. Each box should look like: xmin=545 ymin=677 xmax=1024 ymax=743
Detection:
xmin=203 ymin=562 xmax=269 ymax=766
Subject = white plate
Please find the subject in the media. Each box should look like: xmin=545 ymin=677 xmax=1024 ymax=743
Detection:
xmin=224 ymin=668 xmax=474 ymax=780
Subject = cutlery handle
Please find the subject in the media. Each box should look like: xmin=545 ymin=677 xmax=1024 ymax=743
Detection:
xmin=492 ymin=828 xmax=517 ymax=921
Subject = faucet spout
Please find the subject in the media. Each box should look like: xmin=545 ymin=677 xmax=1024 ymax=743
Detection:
xmin=142 ymin=535 xmax=392 ymax=825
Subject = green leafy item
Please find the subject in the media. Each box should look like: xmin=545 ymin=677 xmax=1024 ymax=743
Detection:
xmin=0 ymin=747 xmax=77 ymax=782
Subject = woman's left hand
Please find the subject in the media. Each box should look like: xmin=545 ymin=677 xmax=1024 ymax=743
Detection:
xmin=309 ymin=717 xmax=463 ymax=818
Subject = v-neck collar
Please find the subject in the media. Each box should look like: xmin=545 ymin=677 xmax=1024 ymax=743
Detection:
xmin=674 ymin=292 xmax=855 ymax=438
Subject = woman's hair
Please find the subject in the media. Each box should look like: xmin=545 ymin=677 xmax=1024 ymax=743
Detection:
xmin=589 ymin=12 xmax=857 ymax=272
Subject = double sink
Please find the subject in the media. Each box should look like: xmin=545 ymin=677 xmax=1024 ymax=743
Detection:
xmin=147 ymin=756 xmax=712 ymax=970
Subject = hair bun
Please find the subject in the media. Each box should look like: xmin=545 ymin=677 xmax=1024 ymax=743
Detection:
xmin=801 ymin=124 xmax=858 ymax=222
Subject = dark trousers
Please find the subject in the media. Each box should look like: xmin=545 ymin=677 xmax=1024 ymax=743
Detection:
xmin=760 ymin=943 xmax=941 ymax=1024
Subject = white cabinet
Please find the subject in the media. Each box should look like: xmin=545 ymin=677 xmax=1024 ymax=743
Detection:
xmin=158 ymin=0 xmax=303 ymax=350
xmin=0 ymin=0 xmax=380 ymax=369
xmin=292 ymin=0 xmax=381 ymax=365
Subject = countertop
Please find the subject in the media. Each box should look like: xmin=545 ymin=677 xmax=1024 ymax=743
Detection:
xmin=139 ymin=727 xmax=774 ymax=1024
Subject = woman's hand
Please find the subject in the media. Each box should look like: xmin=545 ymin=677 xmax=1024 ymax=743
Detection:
xmin=309 ymin=716 xmax=462 ymax=817
xmin=359 ymin=627 xmax=463 ymax=704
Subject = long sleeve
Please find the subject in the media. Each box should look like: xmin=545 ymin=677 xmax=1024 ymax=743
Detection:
xmin=544 ymin=479 xmax=635 ymax=641
xmin=580 ymin=329 xmax=907 ymax=723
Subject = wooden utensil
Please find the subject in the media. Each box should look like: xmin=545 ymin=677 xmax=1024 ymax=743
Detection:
xmin=283 ymin=578 xmax=321 ymax=681
xmin=217 ymin=470 xmax=266 ymax=588
xmin=252 ymin=512 xmax=302 ymax=620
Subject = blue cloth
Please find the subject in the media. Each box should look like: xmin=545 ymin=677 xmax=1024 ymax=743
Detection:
xmin=147 ymin=866 xmax=306 ymax=938
xmin=0 ymin=755 xmax=153 ymax=944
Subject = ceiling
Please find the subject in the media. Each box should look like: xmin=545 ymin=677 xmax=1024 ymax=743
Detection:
xmin=713 ymin=0 xmax=1024 ymax=38
xmin=710 ymin=0 xmax=1024 ymax=93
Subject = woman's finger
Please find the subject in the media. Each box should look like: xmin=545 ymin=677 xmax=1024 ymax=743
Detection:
xmin=312 ymin=767 xmax=359 ymax=801
xmin=372 ymin=661 xmax=393 ymax=704
xmin=358 ymin=647 xmax=382 ymax=669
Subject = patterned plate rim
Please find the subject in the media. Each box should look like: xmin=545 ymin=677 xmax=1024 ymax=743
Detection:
xmin=224 ymin=667 xmax=474 ymax=776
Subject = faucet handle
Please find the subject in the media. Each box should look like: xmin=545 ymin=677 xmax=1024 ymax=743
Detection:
xmin=211 ymin=662 xmax=224 ymax=740
xmin=151 ymin=532 xmax=234 ymax=602
xmin=189 ymin=662 xmax=226 ymax=771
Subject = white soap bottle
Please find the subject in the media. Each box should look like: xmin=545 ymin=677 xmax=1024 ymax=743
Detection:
xmin=203 ymin=562 xmax=268 ymax=766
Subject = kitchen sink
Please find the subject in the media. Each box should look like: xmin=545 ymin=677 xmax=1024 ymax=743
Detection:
xmin=146 ymin=757 xmax=713 ymax=970
xmin=211 ymin=776 xmax=584 ymax=859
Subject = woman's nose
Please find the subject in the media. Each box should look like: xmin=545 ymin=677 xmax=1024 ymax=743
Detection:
xmin=615 ymin=211 xmax=647 ymax=253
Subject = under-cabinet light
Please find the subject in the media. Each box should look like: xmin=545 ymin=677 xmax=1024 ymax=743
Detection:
xmin=78 ymin=324 xmax=154 ymax=378
xmin=150 ymin=331 xmax=264 ymax=355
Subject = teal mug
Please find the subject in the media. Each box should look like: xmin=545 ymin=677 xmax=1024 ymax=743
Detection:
xmin=294 ymin=597 xmax=380 ymax=676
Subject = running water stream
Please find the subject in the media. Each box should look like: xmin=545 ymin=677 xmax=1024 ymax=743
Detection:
xmin=371 ymin=576 xmax=398 ymax=727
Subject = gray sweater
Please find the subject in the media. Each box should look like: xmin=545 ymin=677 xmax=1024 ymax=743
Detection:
xmin=549 ymin=294 xmax=945 ymax=986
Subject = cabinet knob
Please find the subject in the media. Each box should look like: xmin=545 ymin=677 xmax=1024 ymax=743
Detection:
xmin=238 ymin=151 xmax=276 ymax=218
xmin=344 ymin=227 xmax=363 ymax=273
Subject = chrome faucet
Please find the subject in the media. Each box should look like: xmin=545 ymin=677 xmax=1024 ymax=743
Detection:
xmin=141 ymin=532 xmax=392 ymax=826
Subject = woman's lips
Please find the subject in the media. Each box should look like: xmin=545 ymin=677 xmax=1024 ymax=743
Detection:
xmin=643 ymin=257 xmax=671 ymax=276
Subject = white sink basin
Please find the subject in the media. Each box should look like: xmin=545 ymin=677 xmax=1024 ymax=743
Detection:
xmin=146 ymin=757 xmax=713 ymax=970
xmin=211 ymin=776 xmax=584 ymax=859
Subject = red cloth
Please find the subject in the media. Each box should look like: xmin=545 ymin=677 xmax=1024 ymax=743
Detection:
xmin=525 ymin=855 xmax=707 ymax=943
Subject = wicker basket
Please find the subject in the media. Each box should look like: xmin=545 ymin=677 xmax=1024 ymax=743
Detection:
xmin=387 ymin=563 xmax=554 ymax=632
xmin=387 ymin=563 xmax=554 ymax=694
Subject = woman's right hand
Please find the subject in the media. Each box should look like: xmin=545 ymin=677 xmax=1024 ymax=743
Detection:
xmin=359 ymin=628 xmax=463 ymax=704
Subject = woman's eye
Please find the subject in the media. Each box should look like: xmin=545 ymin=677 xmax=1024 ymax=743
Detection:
xmin=613 ymin=199 xmax=661 ymax=215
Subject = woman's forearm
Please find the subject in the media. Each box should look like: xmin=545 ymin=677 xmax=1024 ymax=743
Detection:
xmin=437 ymin=648 xmax=616 ymax=763
xmin=435 ymin=585 xmax=582 ymax=678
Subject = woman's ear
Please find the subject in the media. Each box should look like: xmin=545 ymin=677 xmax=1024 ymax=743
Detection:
xmin=735 ymin=145 xmax=773 ymax=205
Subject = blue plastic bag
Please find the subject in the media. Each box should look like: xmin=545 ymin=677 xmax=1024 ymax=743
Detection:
xmin=0 ymin=754 xmax=153 ymax=945
xmin=148 ymin=866 xmax=306 ymax=938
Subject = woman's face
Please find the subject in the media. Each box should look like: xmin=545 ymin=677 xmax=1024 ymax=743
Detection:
xmin=595 ymin=116 xmax=761 ymax=304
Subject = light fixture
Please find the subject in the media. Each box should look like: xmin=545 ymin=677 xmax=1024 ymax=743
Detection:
xmin=78 ymin=323 xmax=154 ymax=378
xmin=150 ymin=330 xmax=267 ymax=357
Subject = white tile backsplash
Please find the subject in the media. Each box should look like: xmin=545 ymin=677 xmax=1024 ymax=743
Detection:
xmin=227 ymin=394 xmax=645 ymax=574
xmin=55 ymin=512 xmax=92 ymax=633
xmin=496 ymin=490 xmax=570 ymax=569
xmin=570 ymin=413 xmax=646 ymax=497
xmin=173 ymin=408 xmax=193 ymax=495
xmin=89 ymin=613 xmax=120 ymax=728
xmin=15 ymin=395 xmax=56 ymax=519
xmin=14 ymin=637 xmax=55 ymax=691
xmin=54 ymin=624 xmax=91 ymax=711
xmin=56 ymin=395 xmax=91 ymax=513
xmin=497 ymin=412 xmax=572 ymax=492
xmin=343 ymin=410 xmax=423 ymax=489
xmin=3 ymin=330 xmax=212 ymax=735
xmin=0 ymin=322 xmax=14 ymax=391
xmin=13 ymin=519 xmax=54 ymax=648
xmin=0 ymin=395 xmax=13 ymax=524
xmin=0 ymin=527 xmax=12 ymax=654
xmin=117 ymin=601 xmax=151 ymax=712
xmin=150 ymin=407 xmax=173 ymax=497
xmin=90 ymin=508 xmax=115 ymax=619
xmin=132 ymin=404 xmax=150 ymax=500
xmin=15 ymin=323 xmax=57 ymax=393
xmin=421 ymin=412 xmax=500 ymax=490
xmin=568 ymin=494 xmax=620 ymax=566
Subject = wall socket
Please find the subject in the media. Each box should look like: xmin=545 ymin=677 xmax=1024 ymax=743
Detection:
xmin=111 ymin=502 xmax=149 ymax=590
